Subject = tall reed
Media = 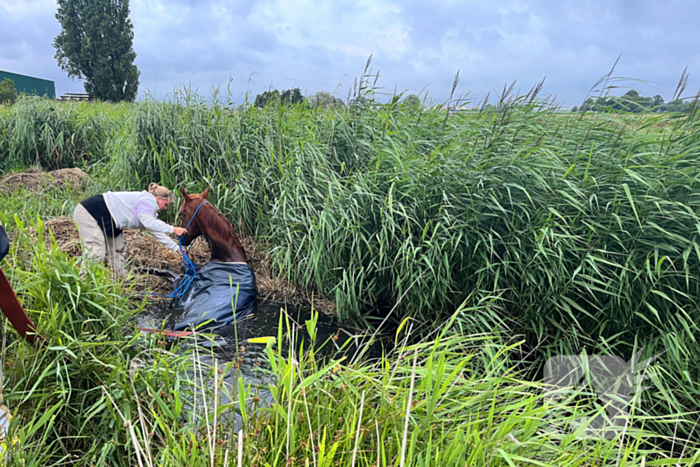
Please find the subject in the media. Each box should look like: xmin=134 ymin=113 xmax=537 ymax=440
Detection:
xmin=2 ymin=71 xmax=700 ymax=442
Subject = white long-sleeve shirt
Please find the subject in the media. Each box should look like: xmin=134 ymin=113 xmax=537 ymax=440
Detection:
xmin=102 ymin=191 xmax=179 ymax=251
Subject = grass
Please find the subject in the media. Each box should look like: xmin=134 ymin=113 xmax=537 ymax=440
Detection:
xmin=1 ymin=222 xmax=694 ymax=464
xmin=1 ymin=70 xmax=700 ymax=462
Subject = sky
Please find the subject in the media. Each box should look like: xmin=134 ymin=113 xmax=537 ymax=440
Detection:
xmin=1 ymin=0 xmax=699 ymax=107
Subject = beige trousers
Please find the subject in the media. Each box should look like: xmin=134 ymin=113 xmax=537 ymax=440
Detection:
xmin=73 ymin=204 xmax=129 ymax=277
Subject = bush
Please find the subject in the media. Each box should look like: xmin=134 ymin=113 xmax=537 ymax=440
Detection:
xmin=0 ymin=79 xmax=17 ymax=105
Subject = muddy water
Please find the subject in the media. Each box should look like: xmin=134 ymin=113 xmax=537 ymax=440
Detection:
xmin=137 ymin=300 xmax=387 ymax=427
xmin=138 ymin=300 xmax=385 ymax=361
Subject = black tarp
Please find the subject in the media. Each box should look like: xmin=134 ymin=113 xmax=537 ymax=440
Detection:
xmin=170 ymin=261 xmax=257 ymax=331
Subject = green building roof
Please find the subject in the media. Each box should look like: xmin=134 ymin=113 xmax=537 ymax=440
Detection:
xmin=0 ymin=70 xmax=55 ymax=99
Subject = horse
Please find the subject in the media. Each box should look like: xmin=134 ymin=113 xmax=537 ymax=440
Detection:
xmin=178 ymin=187 xmax=249 ymax=263
xmin=169 ymin=187 xmax=257 ymax=331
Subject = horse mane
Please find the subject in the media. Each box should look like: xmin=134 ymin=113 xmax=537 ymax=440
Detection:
xmin=195 ymin=202 xmax=247 ymax=258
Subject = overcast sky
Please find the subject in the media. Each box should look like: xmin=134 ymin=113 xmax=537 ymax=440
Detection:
xmin=1 ymin=0 xmax=699 ymax=106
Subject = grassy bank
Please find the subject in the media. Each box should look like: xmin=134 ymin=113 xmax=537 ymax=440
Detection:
xmin=1 ymin=76 xmax=700 ymax=460
xmin=0 ymin=210 xmax=694 ymax=464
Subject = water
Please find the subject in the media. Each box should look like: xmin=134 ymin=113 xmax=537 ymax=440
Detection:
xmin=136 ymin=299 xmax=387 ymax=429
xmin=138 ymin=300 xmax=384 ymax=360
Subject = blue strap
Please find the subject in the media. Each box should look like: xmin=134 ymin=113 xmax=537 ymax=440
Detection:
xmin=185 ymin=201 xmax=209 ymax=230
xmin=142 ymin=201 xmax=209 ymax=299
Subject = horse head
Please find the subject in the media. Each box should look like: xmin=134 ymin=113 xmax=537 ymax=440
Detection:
xmin=178 ymin=187 xmax=209 ymax=247
xmin=178 ymin=186 xmax=248 ymax=263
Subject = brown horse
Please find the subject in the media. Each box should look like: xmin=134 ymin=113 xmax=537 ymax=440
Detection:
xmin=178 ymin=187 xmax=249 ymax=264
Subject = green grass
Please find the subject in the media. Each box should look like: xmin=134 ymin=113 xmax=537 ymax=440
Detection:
xmin=1 ymin=224 xmax=693 ymax=465
xmin=1 ymin=75 xmax=700 ymax=462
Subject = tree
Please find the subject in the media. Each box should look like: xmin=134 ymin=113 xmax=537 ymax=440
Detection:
xmin=594 ymin=96 xmax=608 ymax=111
xmin=280 ymin=87 xmax=304 ymax=105
xmin=401 ymin=94 xmax=422 ymax=114
xmin=580 ymin=98 xmax=594 ymax=112
xmin=614 ymin=90 xmax=655 ymax=113
xmin=254 ymin=90 xmax=280 ymax=107
xmin=570 ymin=106 xmax=578 ymax=113
xmin=0 ymin=79 xmax=17 ymax=105
xmin=255 ymin=88 xmax=306 ymax=108
xmin=53 ymin=0 xmax=140 ymax=102
xmin=578 ymin=91 xmax=674 ymax=114
xmin=666 ymin=99 xmax=689 ymax=113
xmin=307 ymin=91 xmax=342 ymax=109
xmin=403 ymin=94 xmax=421 ymax=109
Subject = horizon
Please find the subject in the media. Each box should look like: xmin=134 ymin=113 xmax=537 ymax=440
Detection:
xmin=1 ymin=0 xmax=699 ymax=107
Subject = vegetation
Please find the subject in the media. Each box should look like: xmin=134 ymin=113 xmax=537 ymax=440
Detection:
xmin=0 ymin=97 xmax=121 ymax=172
xmin=53 ymin=0 xmax=140 ymax=102
xmin=1 ymin=71 xmax=700 ymax=462
xmin=401 ymin=94 xmax=421 ymax=109
xmin=579 ymin=90 xmax=694 ymax=113
xmin=0 ymin=188 xmax=694 ymax=464
xmin=254 ymin=87 xmax=305 ymax=108
xmin=0 ymin=227 xmax=686 ymax=465
xmin=0 ymin=79 xmax=17 ymax=106
xmin=307 ymin=90 xmax=344 ymax=109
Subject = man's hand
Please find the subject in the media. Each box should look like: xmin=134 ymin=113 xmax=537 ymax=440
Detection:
xmin=173 ymin=227 xmax=187 ymax=236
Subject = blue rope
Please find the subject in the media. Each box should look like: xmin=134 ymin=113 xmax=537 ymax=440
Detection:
xmin=184 ymin=200 xmax=209 ymax=231
xmin=142 ymin=201 xmax=209 ymax=299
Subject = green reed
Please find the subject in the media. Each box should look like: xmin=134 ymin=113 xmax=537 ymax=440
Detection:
xmin=2 ymin=72 xmax=700 ymax=446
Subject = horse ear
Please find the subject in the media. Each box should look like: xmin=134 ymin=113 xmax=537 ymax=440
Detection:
xmin=201 ymin=188 xmax=209 ymax=200
xmin=181 ymin=187 xmax=191 ymax=202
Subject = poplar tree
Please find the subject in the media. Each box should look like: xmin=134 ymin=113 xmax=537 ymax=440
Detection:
xmin=53 ymin=0 xmax=140 ymax=102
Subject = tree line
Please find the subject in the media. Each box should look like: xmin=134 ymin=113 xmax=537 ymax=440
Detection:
xmin=572 ymin=90 xmax=691 ymax=113
xmin=253 ymin=88 xmax=345 ymax=109
xmin=252 ymin=90 xmax=425 ymax=110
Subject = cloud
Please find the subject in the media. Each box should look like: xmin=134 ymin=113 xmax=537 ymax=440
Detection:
xmin=247 ymin=0 xmax=410 ymax=59
xmin=0 ymin=0 xmax=698 ymax=105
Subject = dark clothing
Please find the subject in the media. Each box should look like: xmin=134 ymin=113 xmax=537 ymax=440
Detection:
xmin=80 ymin=195 xmax=122 ymax=237
xmin=0 ymin=225 xmax=9 ymax=262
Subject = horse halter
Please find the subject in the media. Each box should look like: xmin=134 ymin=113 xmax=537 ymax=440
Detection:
xmin=184 ymin=200 xmax=210 ymax=231
xmin=157 ymin=200 xmax=210 ymax=299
